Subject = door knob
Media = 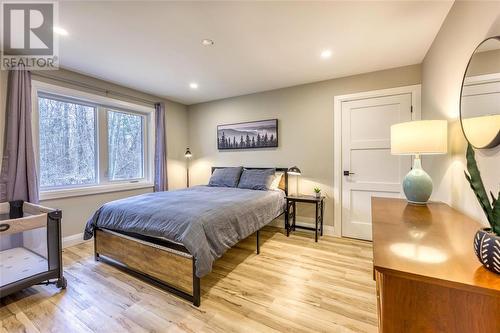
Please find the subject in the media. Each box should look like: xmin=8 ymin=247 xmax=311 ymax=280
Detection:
xmin=343 ymin=171 xmax=355 ymax=176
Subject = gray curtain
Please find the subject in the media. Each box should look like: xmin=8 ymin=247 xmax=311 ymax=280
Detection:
xmin=0 ymin=68 xmax=39 ymax=203
xmin=154 ymin=102 xmax=168 ymax=191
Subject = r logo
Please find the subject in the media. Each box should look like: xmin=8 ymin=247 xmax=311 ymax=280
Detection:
xmin=2 ymin=3 xmax=54 ymax=56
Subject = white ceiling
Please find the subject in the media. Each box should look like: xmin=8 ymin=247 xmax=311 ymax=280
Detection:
xmin=58 ymin=1 xmax=453 ymax=105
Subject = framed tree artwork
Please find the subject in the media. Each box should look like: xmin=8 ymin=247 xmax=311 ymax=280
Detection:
xmin=217 ymin=119 xmax=278 ymax=150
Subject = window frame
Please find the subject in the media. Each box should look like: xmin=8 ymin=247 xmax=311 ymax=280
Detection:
xmin=32 ymin=80 xmax=155 ymax=201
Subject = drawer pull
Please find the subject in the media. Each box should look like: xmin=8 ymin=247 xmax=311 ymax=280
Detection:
xmin=0 ymin=223 xmax=11 ymax=232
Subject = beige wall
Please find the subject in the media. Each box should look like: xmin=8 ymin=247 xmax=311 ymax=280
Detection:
xmin=466 ymin=48 xmax=500 ymax=77
xmin=187 ymin=64 xmax=421 ymax=229
xmin=422 ymin=1 xmax=500 ymax=225
xmin=0 ymin=68 xmax=188 ymax=238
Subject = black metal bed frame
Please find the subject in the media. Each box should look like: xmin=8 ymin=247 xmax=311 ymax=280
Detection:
xmin=95 ymin=167 xmax=288 ymax=307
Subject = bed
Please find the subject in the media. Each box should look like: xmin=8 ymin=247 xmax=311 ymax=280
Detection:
xmin=83 ymin=167 xmax=288 ymax=306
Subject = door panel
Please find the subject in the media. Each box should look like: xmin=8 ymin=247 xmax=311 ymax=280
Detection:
xmin=341 ymin=94 xmax=413 ymax=240
xmin=462 ymin=80 xmax=500 ymax=117
xmin=347 ymin=190 xmax=402 ymax=240
xmin=350 ymin=103 xmax=404 ymax=143
xmin=350 ymin=149 xmax=401 ymax=183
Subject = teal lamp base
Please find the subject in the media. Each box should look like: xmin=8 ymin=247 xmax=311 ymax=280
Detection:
xmin=402 ymin=155 xmax=433 ymax=205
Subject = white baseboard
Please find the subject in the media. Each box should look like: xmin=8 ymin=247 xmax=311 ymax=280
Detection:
xmin=268 ymin=219 xmax=335 ymax=236
xmin=62 ymin=233 xmax=91 ymax=248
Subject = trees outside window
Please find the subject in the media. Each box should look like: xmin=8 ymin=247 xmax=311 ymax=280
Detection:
xmin=38 ymin=96 xmax=96 ymax=188
xmin=107 ymin=110 xmax=144 ymax=181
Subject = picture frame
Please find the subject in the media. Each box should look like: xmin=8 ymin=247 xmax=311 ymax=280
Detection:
xmin=217 ymin=119 xmax=278 ymax=150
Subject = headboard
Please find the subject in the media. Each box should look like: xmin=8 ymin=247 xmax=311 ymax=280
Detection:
xmin=211 ymin=167 xmax=288 ymax=195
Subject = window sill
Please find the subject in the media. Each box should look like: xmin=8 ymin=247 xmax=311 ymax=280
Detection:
xmin=39 ymin=182 xmax=154 ymax=201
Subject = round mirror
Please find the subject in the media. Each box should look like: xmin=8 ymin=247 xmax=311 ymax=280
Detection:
xmin=460 ymin=36 xmax=500 ymax=149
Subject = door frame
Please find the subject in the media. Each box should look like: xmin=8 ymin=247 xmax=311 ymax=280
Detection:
xmin=333 ymin=84 xmax=421 ymax=237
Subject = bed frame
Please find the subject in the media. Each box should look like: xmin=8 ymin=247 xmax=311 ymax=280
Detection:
xmin=94 ymin=167 xmax=288 ymax=307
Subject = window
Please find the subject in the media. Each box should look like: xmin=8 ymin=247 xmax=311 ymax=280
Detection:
xmin=107 ymin=110 xmax=144 ymax=181
xmin=33 ymin=82 xmax=154 ymax=199
xmin=38 ymin=96 xmax=97 ymax=188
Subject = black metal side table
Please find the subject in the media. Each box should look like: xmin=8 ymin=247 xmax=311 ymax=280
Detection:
xmin=285 ymin=195 xmax=325 ymax=242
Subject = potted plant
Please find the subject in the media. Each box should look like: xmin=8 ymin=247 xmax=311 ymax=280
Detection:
xmin=464 ymin=143 xmax=500 ymax=274
xmin=313 ymin=187 xmax=321 ymax=198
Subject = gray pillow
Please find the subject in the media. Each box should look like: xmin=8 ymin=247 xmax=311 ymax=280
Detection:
xmin=208 ymin=167 xmax=243 ymax=187
xmin=238 ymin=168 xmax=276 ymax=191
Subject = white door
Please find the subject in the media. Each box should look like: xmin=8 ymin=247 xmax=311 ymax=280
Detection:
xmin=341 ymin=94 xmax=414 ymax=240
xmin=462 ymin=75 xmax=500 ymax=119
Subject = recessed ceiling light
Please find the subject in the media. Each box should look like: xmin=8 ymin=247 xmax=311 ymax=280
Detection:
xmin=202 ymin=39 xmax=214 ymax=46
xmin=53 ymin=26 xmax=68 ymax=36
xmin=189 ymin=82 xmax=199 ymax=89
xmin=320 ymin=49 xmax=332 ymax=59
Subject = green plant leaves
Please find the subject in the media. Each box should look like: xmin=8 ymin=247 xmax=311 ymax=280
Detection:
xmin=464 ymin=143 xmax=498 ymax=235
xmin=492 ymin=191 xmax=500 ymax=235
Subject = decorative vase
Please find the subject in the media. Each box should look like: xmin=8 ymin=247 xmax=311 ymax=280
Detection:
xmin=402 ymin=156 xmax=433 ymax=205
xmin=473 ymin=228 xmax=500 ymax=274
xmin=315 ymin=192 xmax=321 ymax=198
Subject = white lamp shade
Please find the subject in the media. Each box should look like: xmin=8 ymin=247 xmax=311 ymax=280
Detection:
xmin=391 ymin=120 xmax=447 ymax=155
xmin=461 ymin=114 xmax=500 ymax=148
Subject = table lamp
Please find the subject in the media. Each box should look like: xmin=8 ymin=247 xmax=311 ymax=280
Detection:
xmin=288 ymin=166 xmax=301 ymax=196
xmin=391 ymin=120 xmax=447 ymax=205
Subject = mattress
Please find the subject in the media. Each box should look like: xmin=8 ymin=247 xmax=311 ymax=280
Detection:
xmin=0 ymin=247 xmax=48 ymax=287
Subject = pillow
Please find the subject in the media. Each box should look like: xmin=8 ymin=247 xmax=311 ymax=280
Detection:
xmin=238 ymin=168 xmax=276 ymax=191
xmin=269 ymin=172 xmax=284 ymax=190
xmin=208 ymin=167 xmax=243 ymax=187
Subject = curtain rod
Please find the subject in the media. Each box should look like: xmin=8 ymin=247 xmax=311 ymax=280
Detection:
xmin=31 ymin=72 xmax=159 ymax=106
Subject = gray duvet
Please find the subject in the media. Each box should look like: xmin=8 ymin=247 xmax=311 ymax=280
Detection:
xmin=84 ymin=186 xmax=285 ymax=277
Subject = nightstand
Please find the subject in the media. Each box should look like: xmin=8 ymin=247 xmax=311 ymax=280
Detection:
xmin=285 ymin=195 xmax=325 ymax=242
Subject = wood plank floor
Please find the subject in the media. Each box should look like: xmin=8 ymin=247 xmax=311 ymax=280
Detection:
xmin=0 ymin=227 xmax=377 ymax=333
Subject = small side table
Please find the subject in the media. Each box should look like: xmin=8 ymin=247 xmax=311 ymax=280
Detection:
xmin=285 ymin=195 xmax=325 ymax=242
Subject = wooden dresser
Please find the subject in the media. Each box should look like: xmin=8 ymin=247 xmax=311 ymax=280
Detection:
xmin=372 ymin=197 xmax=500 ymax=333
